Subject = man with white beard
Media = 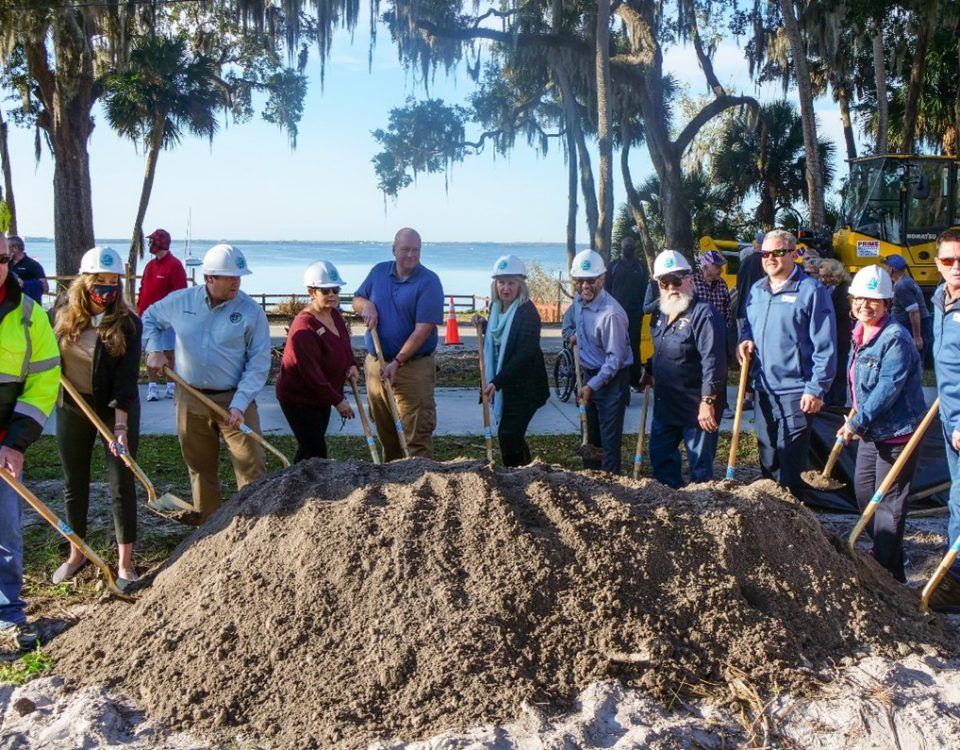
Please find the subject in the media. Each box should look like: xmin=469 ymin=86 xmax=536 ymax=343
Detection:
xmin=645 ymin=250 xmax=727 ymax=487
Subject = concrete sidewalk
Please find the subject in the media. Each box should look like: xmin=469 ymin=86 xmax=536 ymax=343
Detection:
xmin=43 ymin=384 xmax=940 ymax=438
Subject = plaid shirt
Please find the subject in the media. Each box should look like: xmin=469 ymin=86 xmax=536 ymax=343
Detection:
xmin=693 ymin=273 xmax=732 ymax=325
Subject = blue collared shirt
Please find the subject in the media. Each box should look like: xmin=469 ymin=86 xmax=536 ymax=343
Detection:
xmin=354 ymin=261 xmax=444 ymax=359
xmin=141 ymin=285 xmax=270 ymax=413
xmin=569 ymin=289 xmax=632 ymax=390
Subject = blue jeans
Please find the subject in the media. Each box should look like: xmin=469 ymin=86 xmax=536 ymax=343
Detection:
xmin=940 ymin=425 xmax=960 ymax=582
xmin=0 ymin=475 xmax=25 ymax=628
xmin=648 ymin=418 xmax=719 ymax=488
xmin=584 ymin=369 xmax=630 ymax=474
xmin=755 ymin=390 xmax=811 ymax=500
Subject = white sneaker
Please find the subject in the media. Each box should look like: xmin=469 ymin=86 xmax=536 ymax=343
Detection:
xmin=165 ymin=383 xmax=175 ymax=399
xmin=146 ymin=384 xmax=160 ymax=402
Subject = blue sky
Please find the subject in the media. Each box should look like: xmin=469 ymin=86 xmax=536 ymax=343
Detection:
xmin=4 ymin=18 xmax=849 ymax=244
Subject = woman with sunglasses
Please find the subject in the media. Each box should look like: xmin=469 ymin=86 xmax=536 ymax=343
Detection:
xmin=837 ymin=265 xmax=926 ymax=583
xmin=52 ymin=246 xmax=142 ymax=586
xmin=276 ymin=261 xmax=358 ymax=462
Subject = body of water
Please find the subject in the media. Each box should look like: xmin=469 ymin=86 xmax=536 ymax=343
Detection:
xmin=20 ymin=239 xmax=577 ymax=301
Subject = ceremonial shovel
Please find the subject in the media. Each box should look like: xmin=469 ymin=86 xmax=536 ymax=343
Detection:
xmin=633 ymin=385 xmax=651 ymax=480
xmin=801 ymin=408 xmax=857 ymax=491
xmin=60 ymin=376 xmax=193 ymax=516
xmin=474 ymin=321 xmax=495 ymax=464
xmin=725 ymin=349 xmax=752 ymax=480
xmin=921 ymin=537 xmax=960 ymax=614
xmin=572 ymin=342 xmax=604 ymax=462
xmin=370 ymin=327 xmax=411 ymax=459
xmin=349 ymin=377 xmax=381 ymax=464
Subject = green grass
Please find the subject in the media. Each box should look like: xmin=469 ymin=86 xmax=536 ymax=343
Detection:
xmin=0 ymin=646 xmax=55 ymax=685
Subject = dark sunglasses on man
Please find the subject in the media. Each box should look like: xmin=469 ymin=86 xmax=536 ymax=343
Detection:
xmin=0 ymin=255 xmax=10 ymax=265
xmin=937 ymin=256 xmax=960 ymax=267
xmin=760 ymin=248 xmax=793 ymax=259
xmin=658 ymin=272 xmax=689 ymax=289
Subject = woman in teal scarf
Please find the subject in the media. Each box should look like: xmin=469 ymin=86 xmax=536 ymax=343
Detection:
xmin=477 ymin=255 xmax=549 ymax=466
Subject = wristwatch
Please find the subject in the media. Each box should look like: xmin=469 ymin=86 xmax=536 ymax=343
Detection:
xmin=701 ymin=395 xmax=717 ymax=405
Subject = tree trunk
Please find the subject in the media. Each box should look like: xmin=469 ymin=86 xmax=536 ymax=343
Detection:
xmin=872 ymin=26 xmax=889 ymax=155
xmin=620 ymin=134 xmax=655 ymax=271
xmin=593 ymin=0 xmax=614 ymax=263
xmin=780 ymin=0 xmax=825 ymax=228
xmin=564 ymin=121 xmax=578 ymax=272
xmin=835 ymin=78 xmax=857 ymax=161
xmin=50 ymin=102 xmax=95 ymax=280
xmin=0 ymin=110 xmax=17 ymax=235
xmin=902 ymin=11 xmax=933 ymax=155
xmin=128 ymin=126 xmax=165 ymax=282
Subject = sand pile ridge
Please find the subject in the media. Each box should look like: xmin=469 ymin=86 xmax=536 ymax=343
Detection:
xmin=49 ymin=459 xmax=956 ymax=748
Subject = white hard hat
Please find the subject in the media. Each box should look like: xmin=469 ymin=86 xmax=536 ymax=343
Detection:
xmin=849 ymin=265 xmax=894 ymax=299
xmin=303 ymin=260 xmax=345 ymax=288
xmin=79 ymin=246 xmax=123 ymax=274
xmin=653 ymin=250 xmax=693 ymax=279
xmin=570 ymin=249 xmax=606 ymax=278
xmin=492 ymin=254 xmax=527 ymax=278
xmin=202 ymin=243 xmax=252 ymax=276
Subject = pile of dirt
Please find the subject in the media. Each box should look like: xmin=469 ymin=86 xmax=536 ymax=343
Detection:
xmin=48 ymin=460 xmax=957 ymax=748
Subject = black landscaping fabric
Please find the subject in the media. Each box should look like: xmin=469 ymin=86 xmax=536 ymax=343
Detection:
xmin=804 ymin=410 xmax=949 ymax=512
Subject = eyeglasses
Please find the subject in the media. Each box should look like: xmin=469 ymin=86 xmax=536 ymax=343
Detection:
xmin=0 ymin=255 xmax=9 ymax=265
xmin=937 ymin=256 xmax=960 ymax=267
xmin=658 ymin=273 xmax=690 ymax=289
xmin=852 ymin=297 xmax=884 ymax=305
xmin=318 ymin=287 xmax=341 ymax=295
xmin=760 ymin=248 xmax=793 ymax=259
xmin=574 ymin=277 xmax=600 ymax=287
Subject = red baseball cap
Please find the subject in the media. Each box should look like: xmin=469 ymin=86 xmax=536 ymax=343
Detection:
xmin=147 ymin=228 xmax=171 ymax=250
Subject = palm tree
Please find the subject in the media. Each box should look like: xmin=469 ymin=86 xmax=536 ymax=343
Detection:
xmin=711 ymin=100 xmax=835 ymax=230
xmin=104 ymin=35 xmax=223 ymax=276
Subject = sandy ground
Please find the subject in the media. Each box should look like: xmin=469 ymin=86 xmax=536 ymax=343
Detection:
xmin=0 ymin=467 xmax=960 ymax=750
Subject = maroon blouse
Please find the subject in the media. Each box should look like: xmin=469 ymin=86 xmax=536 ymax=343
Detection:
xmin=275 ymin=308 xmax=355 ymax=408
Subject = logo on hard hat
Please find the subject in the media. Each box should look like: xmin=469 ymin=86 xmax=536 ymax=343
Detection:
xmin=330 ymin=270 xmax=340 ymax=281
xmin=867 ymin=278 xmax=879 ymax=291
xmin=580 ymin=260 xmax=591 ymax=271
xmin=665 ymin=258 xmax=675 ymax=268
xmin=497 ymin=259 xmax=508 ymax=271
xmin=235 ymin=255 xmax=246 ymax=269
xmin=101 ymin=253 xmax=114 ymax=267
xmin=230 ymin=312 xmax=242 ymax=323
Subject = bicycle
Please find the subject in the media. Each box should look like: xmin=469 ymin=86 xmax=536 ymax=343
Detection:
xmin=553 ymin=337 xmax=576 ymax=402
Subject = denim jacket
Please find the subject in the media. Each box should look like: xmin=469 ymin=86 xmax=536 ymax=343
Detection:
xmin=847 ymin=316 xmax=926 ymax=442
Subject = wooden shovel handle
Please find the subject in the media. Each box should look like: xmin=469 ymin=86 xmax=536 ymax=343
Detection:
xmin=726 ymin=349 xmax=752 ymax=479
xmin=163 ymin=367 xmax=291 ymax=468
xmin=369 ymin=328 xmax=411 ymax=458
xmin=921 ymin=537 xmax=960 ymax=613
xmin=349 ymin=378 xmax=381 ymax=464
xmin=475 ymin=321 xmax=494 ymax=463
xmin=572 ymin=342 xmax=589 ymax=444
xmin=848 ymin=397 xmax=940 ymax=551
xmin=822 ymin=408 xmax=858 ymax=478
xmin=633 ymin=385 xmax=651 ymax=480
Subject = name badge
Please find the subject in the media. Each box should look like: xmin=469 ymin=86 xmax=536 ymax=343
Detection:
xmin=952 ymin=312 xmax=960 ymax=323
xmin=317 ymin=327 xmax=326 ymax=336
xmin=782 ymin=295 xmax=797 ymax=303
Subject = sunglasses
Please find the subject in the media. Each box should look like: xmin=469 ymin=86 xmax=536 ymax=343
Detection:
xmin=0 ymin=255 xmax=9 ymax=265
xmin=318 ymin=287 xmax=341 ymax=295
xmin=574 ymin=277 xmax=600 ymax=287
xmin=937 ymin=256 xmax=960 ymax=267
xmin=760 ymin=248 xmax=793 ymax=259
xmin=658 ymin=273 xmax=689 ymax=289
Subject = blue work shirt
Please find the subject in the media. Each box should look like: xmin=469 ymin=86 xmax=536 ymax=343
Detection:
xmin=141 ymin=285 xmax=271 ymax=413
xmin=354 ymin=261 xmax=444 ymax=359
xmin=933 ymin=283 xmax=960 ymax=434
xmin=847 ymin=316 xmax=926 ymax=442
xmin=891 ymin=274 xmax=930 ymax=329
xmin=741 ymin=265 xmax=837 ymax=399
xmin=649 ymin=297 xmax=727 ymax=426
xmin=566 ymin=289 xmax=632 ymax=391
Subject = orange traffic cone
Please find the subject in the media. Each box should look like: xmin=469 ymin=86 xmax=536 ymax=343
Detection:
xmin=445 ymin=296 xmax=461 ymax=346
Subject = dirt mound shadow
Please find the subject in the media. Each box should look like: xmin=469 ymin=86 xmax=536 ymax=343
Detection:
xmin=48 ymin=459 xmax=957 ymax=748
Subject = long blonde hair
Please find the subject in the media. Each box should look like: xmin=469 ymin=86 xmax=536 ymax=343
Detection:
xmin=55 ymin=275 xmax=136 ymax=358
xmin=489 ymin=276 xmax=530 ymax=308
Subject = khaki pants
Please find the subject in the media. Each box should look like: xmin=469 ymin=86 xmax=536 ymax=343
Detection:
xmin=175 ymin=388 xmax=266 ymax=519
xmin=364 ymin=353 xmax=436 ymax=461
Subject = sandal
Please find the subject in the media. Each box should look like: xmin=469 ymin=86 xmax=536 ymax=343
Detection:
xmin=51 ymin=558 xmax=89 ymax=584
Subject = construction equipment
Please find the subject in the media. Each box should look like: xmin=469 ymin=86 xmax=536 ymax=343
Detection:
xmin=834 ymin=154 xmax=960 ymax=291
xmin=0 ymin=469 xmax=134 ymax=602
xmin=60 ymin=377 xmax=192 ymax=515
xmin=572 ymin=342 xmax=604 ymax=462
xmin=802 ymin=408 xmax=856 ymax=491
xmin=369 ymin=328 xmax=411 ymax=458
xmin=349 ymin=377 xmax=380 ymax=464
xmin=632 ymin=385 xmax=651 ymax=480
xmin=164 ymin=367 xmax=291 ymax=468
xmin=848 ymin=398 xmax=941 ymax=551
xmin=921 ymin=538 xmax=960 ymax=614
xmin=474 ymin=320 xmax=495 ymax=463
xmin=725 ymin=349 xmax=752 ymax=480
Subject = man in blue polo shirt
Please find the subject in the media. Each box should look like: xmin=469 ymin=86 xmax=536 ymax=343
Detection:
xmin=353 ymin=227 xmax=444 ymax=460
xmin=738 ymin=229 xmax=836 ymax=499
xmin=647 ymin=250 xmax=727 ymax=487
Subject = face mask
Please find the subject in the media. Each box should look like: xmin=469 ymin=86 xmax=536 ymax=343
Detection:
xmin=89 ymin=284 xmax=120 ymax=307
